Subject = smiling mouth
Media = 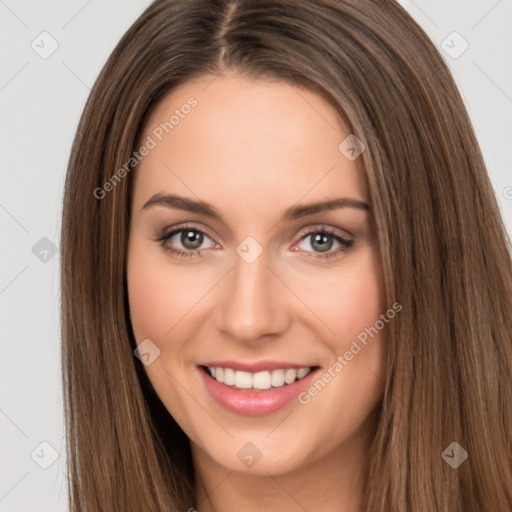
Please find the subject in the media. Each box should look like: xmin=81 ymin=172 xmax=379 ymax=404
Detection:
xmin=200 ymin=365 xmax=319 ymax=392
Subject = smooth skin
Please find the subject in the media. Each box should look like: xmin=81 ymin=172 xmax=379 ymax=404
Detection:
xmin=127 ymin=72 xmax=387 ymax=512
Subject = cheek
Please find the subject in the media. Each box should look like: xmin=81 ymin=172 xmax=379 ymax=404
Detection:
xmin=128 ymin=263 xmax=174 ymax=343
xmin=335 ymin=251 xmax=387 ymax=379
xmin=127 ymin=247 xmax=206 ymax=344
xmin=301 ymin=248 xmax=387 ymax=406
xmin=334 ymin=268 xmax=385 ymax=346
xmin=290 ymin=248 xmax=386 ymax=350
xmin=126 ymin=245 xmax=204 ymax=424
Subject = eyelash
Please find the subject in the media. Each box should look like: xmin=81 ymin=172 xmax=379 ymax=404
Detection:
xmin=155 ymin=223 xmax=354 ymax=260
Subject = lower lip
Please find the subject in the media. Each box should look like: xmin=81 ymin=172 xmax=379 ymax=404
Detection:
xmin=199 ymin=367 xmax=318 ymax=416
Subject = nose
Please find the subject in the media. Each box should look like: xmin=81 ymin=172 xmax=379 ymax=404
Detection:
xmin=214 ymin=251 xmax=291 ymax=344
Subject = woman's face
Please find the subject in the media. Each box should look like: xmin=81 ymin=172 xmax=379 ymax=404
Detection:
xmin=127 ymin=72 xmax=387 ymax=477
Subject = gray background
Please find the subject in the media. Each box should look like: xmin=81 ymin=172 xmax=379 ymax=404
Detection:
xmin=1 ymin=0 xmax=511 ymax=510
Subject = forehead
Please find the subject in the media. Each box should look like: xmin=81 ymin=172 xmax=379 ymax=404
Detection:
xmin=133 ymin=73 xmax=366 ymax=214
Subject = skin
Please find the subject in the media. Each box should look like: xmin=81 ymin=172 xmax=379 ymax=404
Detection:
xmin=127 ymin=72 xmax=387 ymax=512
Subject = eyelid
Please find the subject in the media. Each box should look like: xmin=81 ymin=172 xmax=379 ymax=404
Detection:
xmin=157 ymin=222 xmax=351 ymax=246
xmin=155 ymin=222 xmax=353 ymax=260
xmin=291 ymin=224 xmax=354 ymax=259
xmin=157 ymin=222 xmax=219 ymax=245
xmin=294 ymin=224 xmax=352 ymax=243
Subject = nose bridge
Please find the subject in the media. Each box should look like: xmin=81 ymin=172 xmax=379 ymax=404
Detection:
xmin=215 ymin=249 xmax=289 ymax=342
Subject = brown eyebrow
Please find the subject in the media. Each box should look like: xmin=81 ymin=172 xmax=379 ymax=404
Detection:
xmin=142 ymin=193 xmax=370 ymax=222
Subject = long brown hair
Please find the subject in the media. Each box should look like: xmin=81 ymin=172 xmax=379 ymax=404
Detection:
xmin=60 ymin=0 xmax=512 ymax=509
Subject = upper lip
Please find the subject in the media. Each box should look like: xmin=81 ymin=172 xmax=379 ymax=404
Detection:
xmin=199 ymin=360 xmax=316 ymax=372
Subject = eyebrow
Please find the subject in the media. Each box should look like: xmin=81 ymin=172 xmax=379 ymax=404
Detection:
xmin=142 ymin=193 xmax=370 ymax=222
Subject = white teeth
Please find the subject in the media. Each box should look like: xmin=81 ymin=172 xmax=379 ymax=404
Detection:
xmin=270 ymin=369 xmax=285 ymax=387
xmin=253 ymin=371 xmax=271 ymax=390
xmin=224 ymin=367 xmax=235 ymax=386
xmin=297 ymin=367 xmax=310 ymax=379
xmin=284 ymin=369 xmax=297 ymax=384
xmin=206 ymin=366 xmax=312 ymax=389
xmin=234 ymin=370 xmax=252 ymax=389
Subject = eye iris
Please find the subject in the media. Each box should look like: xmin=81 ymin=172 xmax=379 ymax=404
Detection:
xmin=312 ymin=233 xmax=333 ymax=252
xmin=181 ymin=230 xmax=203 ymax=250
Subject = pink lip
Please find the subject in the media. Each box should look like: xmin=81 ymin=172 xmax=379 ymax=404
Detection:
xmin=198 ymin=365 xmax=319 ymax=416
xmin=199 ymin=360 xmax=312 ymax=372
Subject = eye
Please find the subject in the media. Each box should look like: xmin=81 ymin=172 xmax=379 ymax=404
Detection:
xmin=293 ymin=226 xmax=353 ymax=259
xmin=156 ymin=224 xmax=217 ymax=258
xmin=155 ymin=223 xmax=353 ymax=260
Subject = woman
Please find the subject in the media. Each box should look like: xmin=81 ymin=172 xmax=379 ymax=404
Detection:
xmin=60 ymin=0 xmax=512 ymax=510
